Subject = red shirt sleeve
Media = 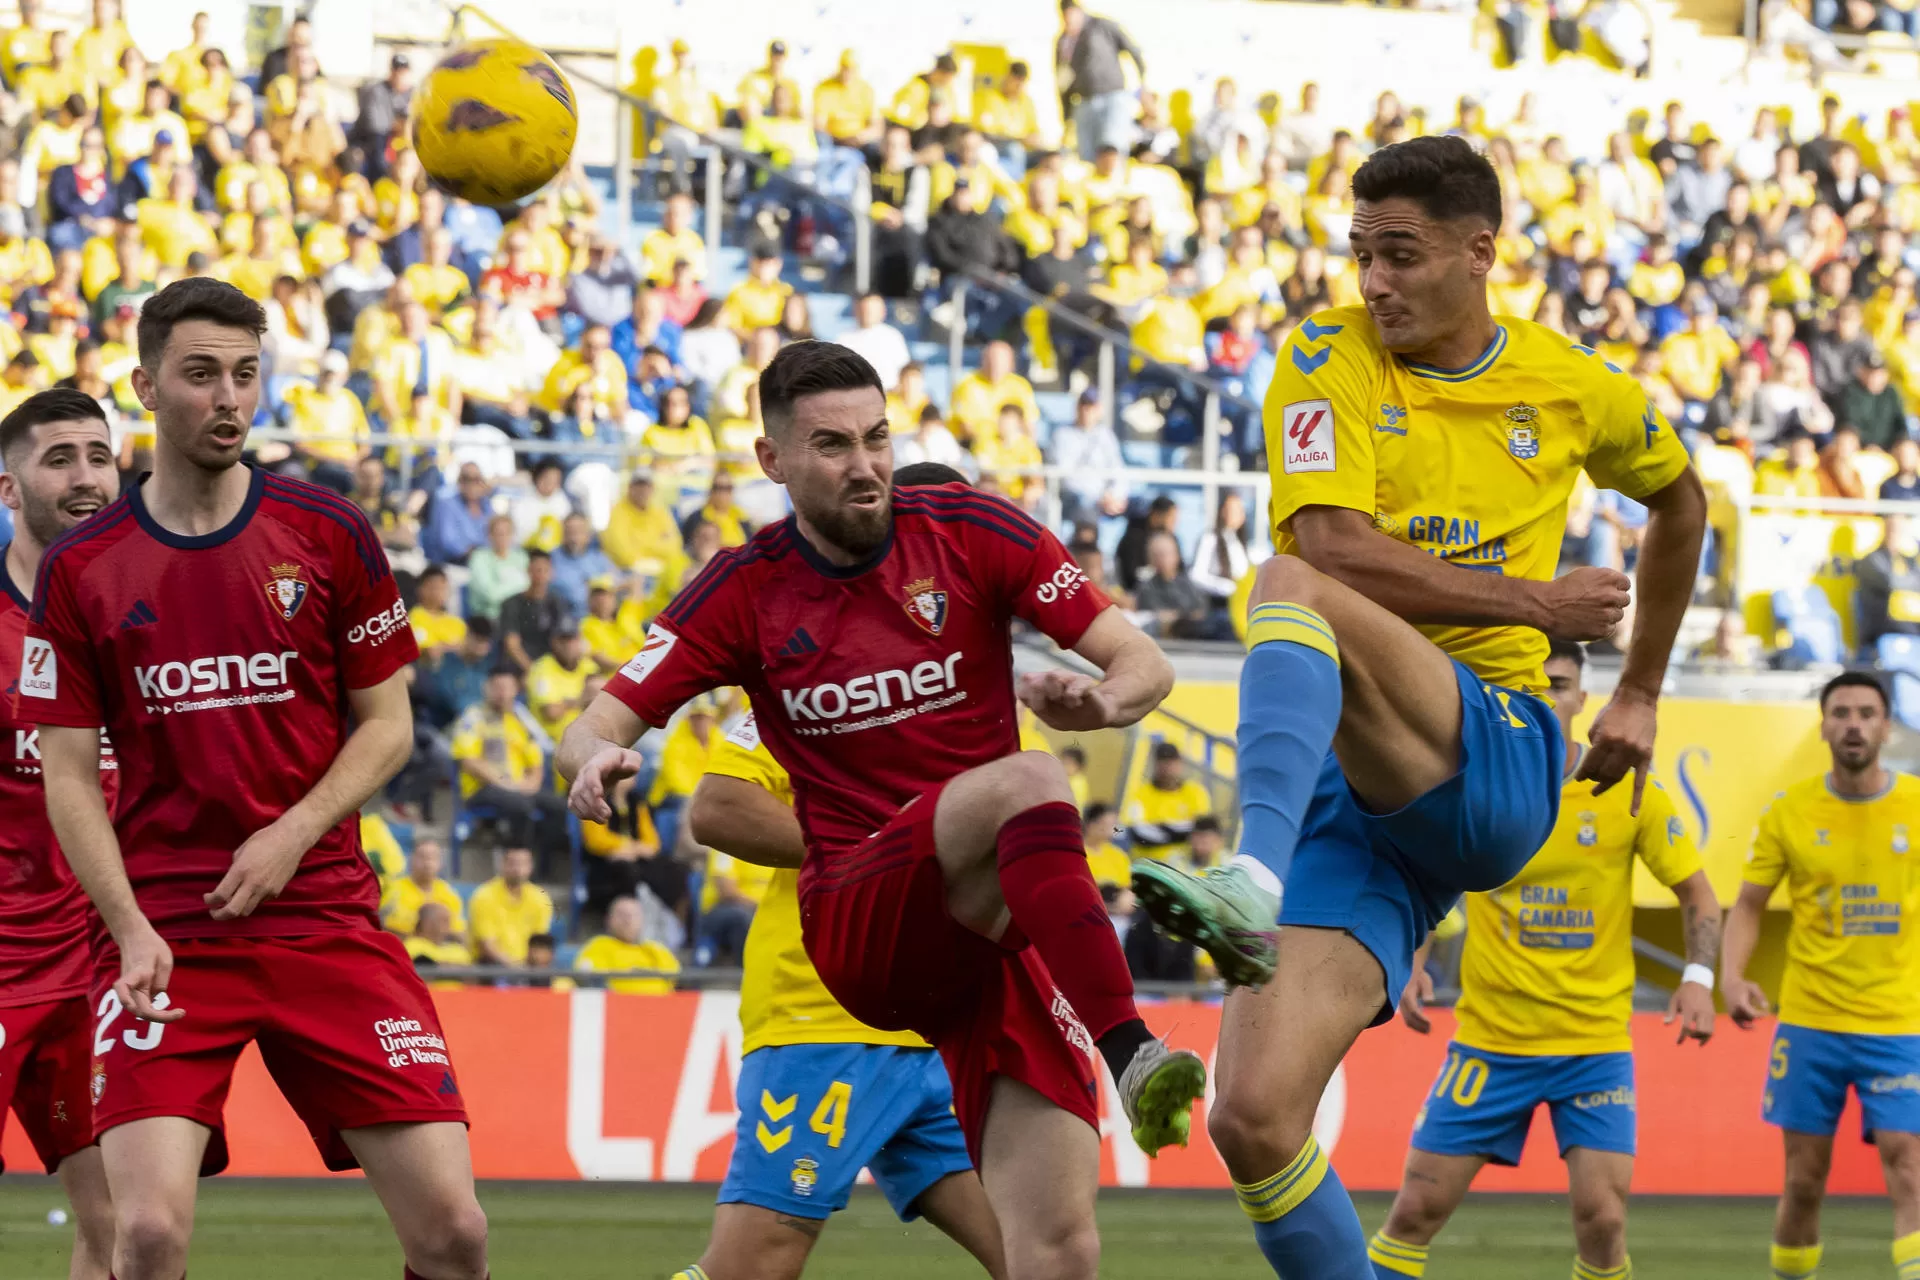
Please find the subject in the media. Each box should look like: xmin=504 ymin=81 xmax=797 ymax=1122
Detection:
xmin=20 ymin=551 xmax=105 ymax=728
xmin=329 ymin=505 xmax=419 ymax=688
xmin=603 ymin=551 xmax=754 ymax=726
xmin=968 ymin=499 xmax=1111 ymax=649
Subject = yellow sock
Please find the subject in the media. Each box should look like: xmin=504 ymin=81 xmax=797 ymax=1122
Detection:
xmin=1771 ymin=1241 xmax=1822 ymax=1278
xmin=1572 ymin=1257 xmax=1630 ymax=1279
xmin=1368 ymin=1230 xmax=1429 ymax=1276
xmin=671 ymin=1268 xmax=710 ymax=1280
xmin=1895 ymin=1230 xmax=1920 ymax=1280
xmin=1246 ymin=602 xmax=1340 ymax=666
xmin=1233 ymin=1134 xmax=1330 ymax=1222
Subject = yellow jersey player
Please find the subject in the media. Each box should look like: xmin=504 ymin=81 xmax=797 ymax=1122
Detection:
xmin=1370 ymin=640 xmax=1720 ymax=1280
xmin=1722 ymin=671 xmax=1920 ymax=1280
xmin=1130 ymin=134 xmax=1707 ymax=1278
xmin=672 ymin=710 xmax=1006 ymax=1280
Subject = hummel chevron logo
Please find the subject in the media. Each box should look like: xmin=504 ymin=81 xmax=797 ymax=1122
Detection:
xmin=1300 ymin=318 xmax=1344 ymax=341
xmin=119 ymin=600 xmax=158 ymax=631
xmin=1291 ymin=346 xmax=1331 ymax=375
xmin=779 ymin=628 xmax=820 ymax=657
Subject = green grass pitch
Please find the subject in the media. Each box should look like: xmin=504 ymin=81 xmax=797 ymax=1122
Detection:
xmin=0 ymin=1178 xmax=1904 ymax=1276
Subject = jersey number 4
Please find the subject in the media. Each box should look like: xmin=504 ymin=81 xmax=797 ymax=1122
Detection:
xmin=94 ymin=989 xmax=168 ymax=1054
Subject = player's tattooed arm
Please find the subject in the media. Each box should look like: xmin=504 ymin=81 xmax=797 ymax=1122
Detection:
xmin=1665 ymin=868 xmax=1722 ymax=1045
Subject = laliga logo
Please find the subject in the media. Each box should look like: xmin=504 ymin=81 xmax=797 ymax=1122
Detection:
xmin=1034 ymin=561 xmax=1089 ymax=605
xmin=348 ymin=600 xmax=410 ymax=646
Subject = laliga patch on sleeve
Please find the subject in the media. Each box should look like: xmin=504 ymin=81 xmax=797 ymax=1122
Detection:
xmin=1281 ymin=399 xmax=1336 ymax=475
xmin=619 ymin=625 xmax=677 ymax=685
xmin=725 ymin=711 xmax=762 ymax=750
xmin=19 ymin=637 xmax=56 ymax=699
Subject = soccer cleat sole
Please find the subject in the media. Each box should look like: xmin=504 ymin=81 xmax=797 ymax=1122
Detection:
xmin=1130 ymin=1050 xmax=1208 ymax=1157
xmin=1131 ymin=865 xmax=1279 ymax=989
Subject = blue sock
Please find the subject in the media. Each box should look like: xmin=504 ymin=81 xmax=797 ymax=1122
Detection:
xmin=1234 ymin=602 xmax=1343 ymax=891
xmin=1237 ymin=1136 xmax=1374 ymax=1279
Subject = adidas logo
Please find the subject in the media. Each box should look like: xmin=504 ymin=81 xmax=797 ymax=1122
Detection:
xmin=118 ymin=600 xmax=158 ymax=631
xmin=437 ymin=1071 xmax=460 ymax=1097
xmin=778 ymin=627 xmax=820 ymax=657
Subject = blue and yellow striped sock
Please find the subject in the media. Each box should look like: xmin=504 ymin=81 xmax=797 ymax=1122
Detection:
xmin=1235 ymin=1135 xmax=1373 ymax=1278
xmin=1895 ymin=1229 xmax=1920 ymax=1280
xmin=1367 ymin=1229 xmax=1429 ymax=1276
xmin=1771 ymin=1241 xmax=1821 ymax=1278
xmin=1233 ymin=602 xmax=1342 ymax=896
xmin=670 ymin=1268 xmax=710 ymax=1280
xmin=1572 ymin=1257 xmax=1630 ymax=1279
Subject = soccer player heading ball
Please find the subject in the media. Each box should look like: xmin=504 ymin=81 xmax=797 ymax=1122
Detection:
xmin=21 ymin=279 xmax=486 ymax=1280
xmin=1127 ymin=134 xmax=1708 ymax=1277
xmin=561 ymin=340 xmax=1206 ymax=1280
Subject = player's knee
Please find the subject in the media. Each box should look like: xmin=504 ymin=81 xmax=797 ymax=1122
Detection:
xmin=997 ymin=750 xmax=1074 ymax=816
xmin=1570 ymin=1194 xmax=1627 ymax=1254
xmin=1206 ymin=1091 xmax=1312 ymax=1182
xmin=73 ymin=1208 xmax=115 ymax=1263
xmin=114 ymin=1201 xmax=191 ymax=1269
xmin=403 ymin=1199 xmax=488 ymax=1277
xmin=1005 ymin=1217 xmax=1099 ymax=1280
xmin=1250 ymin=554 xmax=1322 ymax=609
xmin=1383 ymin=1185 xmax=1452 ymax=1242
xmin=1781 ymin=1162 xmax=1829 ymax=1209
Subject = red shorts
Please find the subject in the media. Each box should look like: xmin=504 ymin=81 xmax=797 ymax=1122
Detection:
xmin=799 ymin=782 xmax=1100 ymax=1162
xmin=90 ymin=929 xmax=468 ymax=1174
xmin=0 ymin=995 xmax=94 ymax=1174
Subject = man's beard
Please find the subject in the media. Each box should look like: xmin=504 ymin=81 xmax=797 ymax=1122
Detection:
xmin=807 ymin=490 xmax=892 ymax=558
xmin=24 ymin=491 xmax=104 ymax=548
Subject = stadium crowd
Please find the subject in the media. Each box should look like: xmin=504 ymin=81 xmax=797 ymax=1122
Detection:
xmin=3 ymin=2 xmax=1919 ymax=968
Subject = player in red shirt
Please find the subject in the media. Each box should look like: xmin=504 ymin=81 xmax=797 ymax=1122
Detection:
xmin=559 ymin=341 xmax=1208 ymax=1280
xmin=20 ymin=279 xmax=487 ymax=1280
xmin=0 ymin=388 xmax=122 ymax=1280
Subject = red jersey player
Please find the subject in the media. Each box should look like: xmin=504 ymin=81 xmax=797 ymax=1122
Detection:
xmin=559 ymin=341 xmax=1207 ymax=1280
xmin=19 ymin=279 xmax=486 ymax=1280
xmin=0 ymin=389 xmax=121 ymax=1280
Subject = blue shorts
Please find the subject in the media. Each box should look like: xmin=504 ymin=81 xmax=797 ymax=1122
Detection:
xmin=1280 ymin=659 xmax=1562 ymax=1021
xmin=1410 ymin=1042 xmax=1636 ymax=1165
xmin=1763 ymin=1024 xmax=1920 ymax=1141
xmin=718 ymin=1042 xmax=972 ymax=1221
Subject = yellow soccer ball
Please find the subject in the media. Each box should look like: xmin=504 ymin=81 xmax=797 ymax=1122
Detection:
xmin=411 ymin=38 xmax=577 ymax=206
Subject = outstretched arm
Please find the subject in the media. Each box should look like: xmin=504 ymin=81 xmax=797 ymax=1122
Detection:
xmin=559 ymin=692 xmax=654 ymax=823
xmin=1017 ymin=606 xmax=1173 ymax=732
xmin=1289 ymin=506 xmax=1631 ymax=638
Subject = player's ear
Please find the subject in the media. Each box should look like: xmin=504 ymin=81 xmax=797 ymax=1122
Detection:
xmin=130 ymin=363 xmax=158 ymax=413
xmin=753 ymin=434 xmax=784 ymax=484
xmin=1465 ymin=223 xmax=1498 ymax=279
xmin=0 ymin=470 xmax=17 ymax=513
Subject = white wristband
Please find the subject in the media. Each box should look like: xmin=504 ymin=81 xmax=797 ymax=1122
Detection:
xmin=1682 ymin=964 xmax=1716 ymax=992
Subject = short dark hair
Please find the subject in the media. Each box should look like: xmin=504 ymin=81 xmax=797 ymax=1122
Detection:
xmin=465 ymin=615 xmax=494 ymax=641
xmin=1351 ymin=135 xmax=1502 ymax=229
xmin=893 ymin=461 xmax=969 ymax=488
xmin=1820 ymin=669 xmax=1889 ymax=712
xmin=419 ymin=564 xmax=448 ymax=585
xmin=527 ymin=932 xmax=556 ymax=951
xmin=1151 ymin=741 xmax=1183 ymax=762
xmin=136 ymin=277 xmax=266 ymax=367
xmin=1192 ymin=814 xmax=1223 ymax=836
xmin=526 ymin=548 xmax=552 ymax=564
xmin=0 ymin=388 xmax=109 ymax=465
xmin=1545 ymin=639 xmax=1587 ymax=671
xmin=1082 ymin=800 xmax=1113 ymax=826
xmin=758 ymin=340 xmax=884 ymax=438
xmin=488 ymin=664 xmax=522 ymax=682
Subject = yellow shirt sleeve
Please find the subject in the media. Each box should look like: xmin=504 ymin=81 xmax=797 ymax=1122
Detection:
xmin=706 ymin=713 xmax=795 ymax=805
xmin=1264 ymin=309 xmax=1381 ymax=536
xmin=1633 ymin=781 xmax=1704 ymax=887
xmin=1744 ymin=794 xmax=1789 ymax=890
xmin=1579 ymin=350 xmax=1692 ymax=501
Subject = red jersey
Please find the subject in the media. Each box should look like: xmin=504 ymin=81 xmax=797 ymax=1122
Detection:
xmin=18 ymin=467 xmax=419 ymax=941
xmin=0 ymin=570 xmax=117 ymax=1006
xmin=605 ymin=484 xmax=1109 ymax=869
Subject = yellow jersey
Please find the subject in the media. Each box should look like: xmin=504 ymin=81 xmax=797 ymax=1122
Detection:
xmin=716 ymin=277 xmax=792 ymax=336
xmin=1265 ymin=308 xmax=1692 ymax=694
xmin=526 ymin=652 xmax=595 ymax=742
xmin=701 ymin=847 xmax=776 ymax=912
xmin=381 ymin=876 xmax=469 ymax=937
xmin=405 ymin=935 xmax=477 ymax=986
xmin=1087 ymin=840 xmax=1133 ymax=888
xmin=707 ymin=714 xmax=928 ymax=1053
xmin=409 ymin=606 xmax=467 ymax=651
xmin=648 ymin=717 xmax=717 ymax=806
xmin=467 ymin=877 xmax=555 ymax=965
xmin=574 ymin=935 xmax=681 ymax=995
xmin=1455 ymin=761 xmax=1702 ymax=1056
xmin=639 ymin=226 xmax=707 ymax=284
xmin=359 ymin=813 xmax=407 ymax=891
xmin=449 ymin=703 xmax=543 ymax=799
xmin=1122 ymin=779 xmax=1214 ymax=864
xmin=1746 ymin=774 xmax=1920 ymax=1036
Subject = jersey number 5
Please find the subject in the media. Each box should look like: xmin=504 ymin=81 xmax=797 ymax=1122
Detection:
xmin=94 ymin=990 xmax=168 ymax=1054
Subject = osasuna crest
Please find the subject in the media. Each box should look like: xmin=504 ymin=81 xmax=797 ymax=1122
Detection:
xmin=265 ymin=563 xmax=309 ymax=620
xmin=1505 ymin=403 xmax=1540 ymax=460
xmin=903 ymin=576 xmax=948 ymax=636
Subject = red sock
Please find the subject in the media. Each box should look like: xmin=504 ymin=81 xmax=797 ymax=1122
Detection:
xmin=995 ymin=801 xmax=1143 ymax=1049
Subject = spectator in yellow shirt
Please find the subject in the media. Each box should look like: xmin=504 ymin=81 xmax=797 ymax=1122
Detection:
xmin=537 ymin=323 xmax=628 ymax=418
xmin=813 ymin=49 xmax=877 ymax=148
xmin=403 ymin=226 xmax=472 ymax=317
xmin=1627 ymin=232 xmax=1686 ymax=311
xmin=76 ymin=0 xmax=131 ymax=92
xmin=372 ymin=300 xmax=458 ymax=427
xmin=213 ymin=219 xmax=301 ymax=302
xmin=949 ymin=340 xmax=1039 ymax=448
xmin=360 ymin=812 xmax=407 ymax=891
xmin=1059 ymin=744 xmax=1092 ymax=811
xmin=649 ymin=694 xmax=723 ymax=854
xmin=1130 ymin=262 xmax=1207 ymax=370
xmin=403 ymin=903 xmax=476 ymax=986
xmin=888 ymin=52 xmax=958 ymax=130
xmin=602 ymin=469 xmax=682 ymax=576
xmin=1082 ymin=801 xmax=1132 ymax=889
xmin=469 ymin=846 xmax=555 ymax=966
xmin=976 ymin=61 xmax=1044 ymax=173
xmin=409 ymin=565 xmax=467 ymax=661
xmin=1755 ymin=430 xmax=1825 ymax=498
xmin=381 ymin=837 xmax=468 ymax=937
xmin=736 ymin=39 xmax=800 ymax=122
xmin=526 ymin=626 xmax=596 ymax=743
xmin=582 ymin=580 xmax=639 ymax=671
xmin=574 ymin=896 xmax=681 ymax=995
xmin=159 ymin=10 xmax=211 ymax=96
xmin=697 ymin=838 xmax=771 ymax=966
xmin=684 ymin=474 xmax=750 ymax=549
xmin=0 ymin=0 xmax=50 ymax=89
xmin=639 ymin=191 xmax=706 ymax=285
xmin=974 ymin=403 xmax=1044 ymax=507
xmin=19 ymin=29 xmax=95 ymax=116
xmin=1122 ymin=741 xmax=1215 ymax=865
xmin=1659 ymin=298 xmax=1741 ymax=408
xmin=136 ymin=167 xmax=218 ymax=269
xmin=716 ymin=245 xmax=792 ymax=338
